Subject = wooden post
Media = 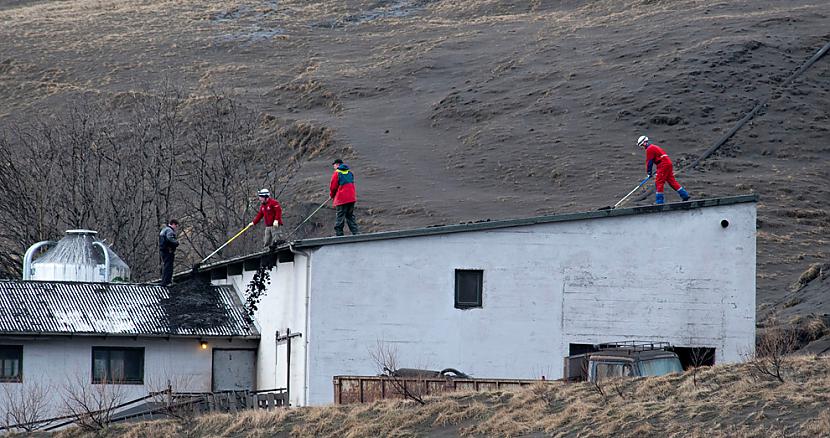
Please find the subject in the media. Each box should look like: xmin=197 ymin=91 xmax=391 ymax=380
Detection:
xmin=286 ymin=328 xmax=291 ymax=407
xmin=276 ymin=329 xmax=302 ymax=408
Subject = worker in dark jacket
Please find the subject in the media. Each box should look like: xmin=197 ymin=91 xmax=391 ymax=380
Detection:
xmin=249 ymin=189 xmax=283 ymax=248
xmin=638 ymin=135 xmax=690 ymax=204
xmin=158 ymin=219 xmax=179 ymax=287
xmin=329 ymin=159 xmax=359 ymax=236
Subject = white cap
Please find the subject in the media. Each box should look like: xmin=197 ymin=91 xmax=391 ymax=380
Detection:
xmin=257 ymin=189 xmax=270 ymax=197
xmin=637 ymin=135 xmax=649 ymax=148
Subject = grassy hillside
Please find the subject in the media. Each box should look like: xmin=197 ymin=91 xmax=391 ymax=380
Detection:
xmin=50 ymin=355 xmax=830 ymax=437
xmin=1 ymin=1 xmax=828 ymax=315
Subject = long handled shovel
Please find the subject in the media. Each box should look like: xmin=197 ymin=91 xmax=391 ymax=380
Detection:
xmin=198 ymin=222 xmax=254 ymax=265
xmin=285 ymin=197 xmax=331 ymax=240
xmin=599 ymin=175 xmax=651 ymax=210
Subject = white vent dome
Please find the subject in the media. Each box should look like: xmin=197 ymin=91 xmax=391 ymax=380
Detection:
xmin=23 ymin=230 xmax=131 ymax=283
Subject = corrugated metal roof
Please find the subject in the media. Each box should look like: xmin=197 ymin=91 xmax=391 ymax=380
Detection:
xmin=0 ymin=281 xmax=259 ymax=338
xmin=189 ymin=195 xmax=758 ymax=274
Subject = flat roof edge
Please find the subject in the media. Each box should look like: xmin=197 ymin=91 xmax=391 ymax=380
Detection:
xmin=294 ymin=194 xmax=758 ymax=248
xmin=194 ymin=195 xmax=757 ymax=271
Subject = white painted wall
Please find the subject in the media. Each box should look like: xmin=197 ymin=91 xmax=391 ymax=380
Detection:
xmin=215 ymin=255 xmax=309 ymax=406
xmin=0 ymin=336 xmax=257 ymax=421
xmin=300 ymin=203 xmax=756 ymax=405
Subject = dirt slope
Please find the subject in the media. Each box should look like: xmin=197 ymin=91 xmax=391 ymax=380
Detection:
xmin=52 ymin=356 xmax=830 ymax=437
xmin=1 ymin=0 xmax=828 ymax=319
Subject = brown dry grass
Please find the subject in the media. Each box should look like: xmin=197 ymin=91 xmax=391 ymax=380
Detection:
xmin=55 ymin=355 xmax=830 ymax=438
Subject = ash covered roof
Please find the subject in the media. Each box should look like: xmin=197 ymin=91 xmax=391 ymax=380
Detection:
xmin=0 ymin=281 xmax=259 ymax=338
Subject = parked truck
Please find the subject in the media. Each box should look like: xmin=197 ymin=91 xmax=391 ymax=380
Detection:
xmin=564 ymin=341 xmax=684 ymax=383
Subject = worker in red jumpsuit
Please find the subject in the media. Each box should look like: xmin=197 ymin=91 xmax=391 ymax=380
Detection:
xmin=638 ymin=136 xmax=690 ymax=204
xmin=249 ymin=189 xmax=283 ymax=248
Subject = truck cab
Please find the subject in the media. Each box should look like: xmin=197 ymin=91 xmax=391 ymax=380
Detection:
xmin=564 ymin=341 xmax=684 ymax=383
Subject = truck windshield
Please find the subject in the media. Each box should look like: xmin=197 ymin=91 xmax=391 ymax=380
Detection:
xmin=638 ymin=358 xmax=684 ymax=377
xmin=593 ymin=362 xmax=633 ymax=381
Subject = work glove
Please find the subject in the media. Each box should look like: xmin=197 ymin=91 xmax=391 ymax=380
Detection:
xmin=248 ymin=221 xmax=254 ymax=227
xmin=272 ymin=220 xmax=279 ymax=228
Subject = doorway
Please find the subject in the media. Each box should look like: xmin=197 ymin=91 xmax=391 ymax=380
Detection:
xmin=212 ymin=349 xmax=256 ymax=391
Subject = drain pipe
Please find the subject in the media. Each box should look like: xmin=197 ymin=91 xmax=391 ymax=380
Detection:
xmin=92 ymin=241 xmax=111 ymax=282
xmin=289 ymin=243 xmax=312 ymax=407
xmin=22 ymin=241 xmax=52 ymax=280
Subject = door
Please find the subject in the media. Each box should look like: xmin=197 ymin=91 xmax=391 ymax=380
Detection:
xmin=212 ymin=349 xmax=256 ymax=391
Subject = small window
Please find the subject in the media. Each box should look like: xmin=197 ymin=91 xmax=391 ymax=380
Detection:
xmin=638 ymin=358 xmax=684 ymax=377
xmin=0 ymin=345 xmax=22 ymax=383
xmin=455 ymin=269 xmax=483 ymax=309
xmin=591 ymin=362 xmax=633 ymax=382
xmin=92 ymin=347 xmax=144 ymax=384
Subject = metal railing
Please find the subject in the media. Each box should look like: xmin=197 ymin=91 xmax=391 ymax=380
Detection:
xmin=0 ymin=388 xmax=287 ymax=433
xmin=595 ymin=341 xmax=673 ymax=352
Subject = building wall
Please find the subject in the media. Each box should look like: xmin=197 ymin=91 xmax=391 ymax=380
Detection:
xmin=215 ymin=255 xmax=309 ymax=406
xmin=0 ymin=336 xmax=257 ymax=421
xmin=302 ymin=203 xmax=755 ymax=405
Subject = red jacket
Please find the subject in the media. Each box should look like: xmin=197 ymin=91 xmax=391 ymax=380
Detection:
xmin=330 ymin=165 xmax=357 ymax=206
xmin=253 ymin=198 xmax=283 ymax=227
xmin=645 ymin=144 xmax=672 ymax=175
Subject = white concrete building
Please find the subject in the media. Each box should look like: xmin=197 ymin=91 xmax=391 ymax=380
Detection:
xmin=203 ymin=195 xmax=757 ymax=406
xmin=0 ymin=282 xmax=259 ymax=424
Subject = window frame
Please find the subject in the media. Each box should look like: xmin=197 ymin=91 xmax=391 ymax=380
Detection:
xmin=454 ymin=269 xmax=484 ymax=309
xmin=91 ymin=346 xmax=145 ymax=385
xmin=0 ymin=345 xmax=23 ymax=383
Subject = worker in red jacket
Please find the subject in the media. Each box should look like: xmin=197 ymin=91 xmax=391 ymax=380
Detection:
xmin=249 ymin=189 xmax=283 ymax=248
xmin=638 ymin=136 xmax=690 ymax=204
xmin=329 ymin=159 xmax=359 ymax=236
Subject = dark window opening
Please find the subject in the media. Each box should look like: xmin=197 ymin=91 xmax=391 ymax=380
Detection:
xmin=210 ymin=267 xmax=228 ymax=280
xmin=455 ymin=269 xmax=483 ymax=309
xmin=243 ymin=259 xmax=260 ymax=272
xmin=569 ymin=343 xmax=598 ymax=356
xmin=92 ymin=347 xmax=144 ymax=384
xmin=227 ymin=263 xmax=243 ymax=276
xmin=0 ymin=345 xmax=22 ymax=383
xmin=278 ymin=251 xmax=295 ymax=263
xmin=672 ymin=347 xmax=716 ymax=370
xmin=261 ymin=254 xmax=278 ymax=268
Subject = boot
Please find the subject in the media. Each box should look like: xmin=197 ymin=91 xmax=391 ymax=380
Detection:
xmin=655 ymin=192 xmax=665 ymax=205
xmin=677 ymin=187 xmax=690 ymax=201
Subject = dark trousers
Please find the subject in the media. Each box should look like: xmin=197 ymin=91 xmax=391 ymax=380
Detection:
xmin=160 ymin=250 xmax=175 ymax=286
xmin=335 ymin=202 xmax=359 ymax=236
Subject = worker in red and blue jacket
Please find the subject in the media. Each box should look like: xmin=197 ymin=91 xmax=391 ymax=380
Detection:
xmin=329 ymin=159 xmax=359 ymax=236
xmin=638 ymin=135 xmax=690 ymax=204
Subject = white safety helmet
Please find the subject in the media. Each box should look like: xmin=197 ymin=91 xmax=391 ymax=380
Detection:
xmin=637 ymin=135 xmax=649 ymax=148
xmin=257 ymin=189 xmax=270 ymax=197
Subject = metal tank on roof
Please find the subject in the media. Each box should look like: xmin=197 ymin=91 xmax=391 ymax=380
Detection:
xmin=22 ymin=230 xmax=131 ymax=283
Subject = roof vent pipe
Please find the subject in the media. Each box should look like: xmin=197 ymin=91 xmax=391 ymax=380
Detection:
xmin=92 ymin=241 xmax=111 ymax=283
xmin=22 ymin=241 xmax=52 ymax=280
